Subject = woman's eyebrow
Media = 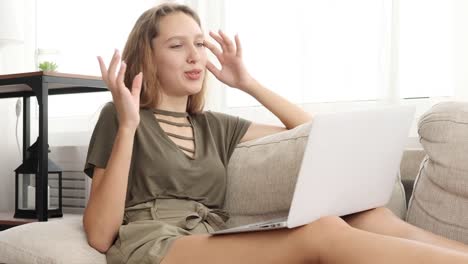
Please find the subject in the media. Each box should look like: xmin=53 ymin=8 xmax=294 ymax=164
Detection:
xmin=165 ymin=34 xmax=205 ymax=43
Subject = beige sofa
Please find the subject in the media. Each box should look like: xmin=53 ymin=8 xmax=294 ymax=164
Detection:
xmin=0 ymin=101 xmax=466 ymax=264
xmin=405 ymin=102 xmax=468 ymax=243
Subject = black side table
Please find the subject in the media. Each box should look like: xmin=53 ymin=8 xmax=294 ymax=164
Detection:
xmin=0 ymin=71 xmax=107 ymax=221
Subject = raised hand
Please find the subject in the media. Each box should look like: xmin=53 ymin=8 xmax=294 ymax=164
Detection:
xmin=204 ymin=30 xmax=256 ymax=91
xmin=97 ymin=49 xmax=143 ymax=131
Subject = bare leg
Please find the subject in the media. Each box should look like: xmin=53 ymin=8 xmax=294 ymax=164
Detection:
xmin=321 ymin=225 xmax=468 ymax=264
xmin=161 ymin=216 xmax=468 ymax=264
xmin=162 ymin=218 xmax=329 ymax=264
xmin=342 ymin=207 xmax=468 ymax=255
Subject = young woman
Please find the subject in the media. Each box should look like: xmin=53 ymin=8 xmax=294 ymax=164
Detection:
xmin=82 ymin=3 xmax=468 ymax=264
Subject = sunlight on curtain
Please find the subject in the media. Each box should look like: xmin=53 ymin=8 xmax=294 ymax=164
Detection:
xmin=398 ymin=0 xmax=454 ymax=98
xmin=224 ymin=0 xmax=388 ymax=107
xmin=36 ymin=0 xmax=456 ymax=118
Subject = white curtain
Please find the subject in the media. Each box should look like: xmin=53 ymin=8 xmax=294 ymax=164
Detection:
xmin=398 ymin=0 xmax=454 ymax=98
xmin=223 ymin=0 xmax=390 ymax=107
xmin=202 ymin=0 xmax=455 ymax=108
xmin=35 ymin=0 xmax=458 ymax=121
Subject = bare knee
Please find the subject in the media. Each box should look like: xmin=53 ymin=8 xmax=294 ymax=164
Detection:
xmin=311 ymin=215 xmax=350 ymax=231
xmin=362 ymin=207 xmax=396 ymax=221
xmin=340 ymin=207 xmax=411 ymax=239
xmin=342 ymin=207 xmax=398 ymax=230
xmin=294 ymin=216 xmax=352 ymax=263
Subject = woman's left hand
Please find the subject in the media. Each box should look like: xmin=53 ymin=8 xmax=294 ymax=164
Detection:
xmin=204 ymin=30 xmax=256 ymax=92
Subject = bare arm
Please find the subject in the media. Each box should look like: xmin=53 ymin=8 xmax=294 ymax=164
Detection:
xmin=204 ymin=31 xmax=312 ymax=143
xmin=244 ymin=80 xmax=312 ymax=130
xmin=240 ymin=80 xmax=312 ymax=142
xmin=83 ymin=49 xmax=142 ymax=253
xmin=82 ymin=127 xmax=136 ymax=253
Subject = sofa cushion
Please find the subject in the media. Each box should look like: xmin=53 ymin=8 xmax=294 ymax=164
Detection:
xmin=225 ymin=123 xmax=310 ymax=216
xmin=0 ymin=214 xmax=105 ymax=264
xmin=225 ymin=121 xmax=407 ymax=227
xmin=406 ymin=101 xmax=468 ymax=243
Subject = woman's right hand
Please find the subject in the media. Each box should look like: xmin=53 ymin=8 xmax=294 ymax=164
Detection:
xmin=97 ymin=49 xmax=143 ymax=131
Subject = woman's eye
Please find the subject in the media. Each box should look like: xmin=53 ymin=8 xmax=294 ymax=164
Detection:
xmin=196 ymin=42 xmax=205 ymax=47
xmin=170 ymin=44 xmax=182 ymax=48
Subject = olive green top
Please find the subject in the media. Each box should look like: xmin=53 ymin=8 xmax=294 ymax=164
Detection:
xmin=84 ymin=102 xmax=252 ymax=209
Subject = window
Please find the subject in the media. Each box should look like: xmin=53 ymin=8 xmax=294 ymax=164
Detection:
xmin=398 ymin=0 xmax=454 ymax=98
xmin=224 ymin=0 xmax=389 ymax=107
xmin=34 ymin=0 xmax=457 ymax=140
xmin=223 ymin=0 xmax=455 ymax=107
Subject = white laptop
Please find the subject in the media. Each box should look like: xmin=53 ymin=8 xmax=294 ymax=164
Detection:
xmin=210 ymin=106 xmax=415 ymax=235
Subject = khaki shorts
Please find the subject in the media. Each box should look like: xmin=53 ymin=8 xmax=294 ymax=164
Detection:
xmin=106 ymin=198 xmax=229 ymax=264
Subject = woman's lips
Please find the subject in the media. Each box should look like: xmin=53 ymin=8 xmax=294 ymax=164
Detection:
xmin=184 ymin=70 xmax=202 ymax=80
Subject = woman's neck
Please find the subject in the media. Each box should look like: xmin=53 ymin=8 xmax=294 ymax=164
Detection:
xmin=156 ymin=94 xmax=188 ymax=113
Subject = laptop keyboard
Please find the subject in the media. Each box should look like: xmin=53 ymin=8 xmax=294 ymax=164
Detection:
xmin=250 ymin=217 xmax=288 ymax=227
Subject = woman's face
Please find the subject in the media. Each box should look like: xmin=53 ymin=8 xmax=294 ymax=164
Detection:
xmin=152 ymin=12 xmax=207 ymax=97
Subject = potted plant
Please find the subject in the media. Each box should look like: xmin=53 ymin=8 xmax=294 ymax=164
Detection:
xmin=36 ymin=48 xmax=60 ymax=72
xmin=38 ymin=61 xmax=58 ymax=72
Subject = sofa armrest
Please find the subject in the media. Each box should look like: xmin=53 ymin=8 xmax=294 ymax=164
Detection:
xmin=406 ymin=101 xmax=468 ymax=244
xmin=0 ymin=214 xmax=105 ymax=264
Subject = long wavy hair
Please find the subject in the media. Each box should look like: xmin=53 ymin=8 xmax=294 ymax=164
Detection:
xmin=121 ymin=3 xmax=206 ymax=113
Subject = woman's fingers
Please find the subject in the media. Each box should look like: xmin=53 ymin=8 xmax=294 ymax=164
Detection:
xmin=209 ymin=31 xmax=228 ymax=53
xmin=97 ymin=56 xmax=107 ymax=77
xmin=234 ymin=34 xmax=242 ymax=57
xmin=98 ymin=50 xmax=130 ymax=94
xmin=218 ymin=30 xmax=235 ymax=53
xmin=107 ymin=49 xmax=121 ymax=86
xmin=206 ymin=60 xmax=221 ymax=79
xmin=209 ymin=30 xmax=238 ymax=55
xmin=97 ymin=56 xmax=109 ymax=85
xmin=131 ymin=72 xmax=143 ymax=101
xmin=204 ymin=40 xmax=223 ymax=64
xmin=116 ymin=61 xmax=127 ymax=90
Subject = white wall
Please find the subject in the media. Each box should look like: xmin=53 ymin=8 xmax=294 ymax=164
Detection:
xmin=0 ymin=0 xmax=37 ymax=212
xmin=0 ymin=40 xmax=30 ymax=211
xmin=0 ymin=98 xmax=22 ymax=212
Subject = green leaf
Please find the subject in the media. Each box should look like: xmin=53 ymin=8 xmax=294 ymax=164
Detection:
xmin=38 ymin=61 xmax=58 ymax=72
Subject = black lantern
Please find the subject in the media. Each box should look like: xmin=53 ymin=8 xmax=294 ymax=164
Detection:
xmin=14 ymin=138 xmax=63 ymax=219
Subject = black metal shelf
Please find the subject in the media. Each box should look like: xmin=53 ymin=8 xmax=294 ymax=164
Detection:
xmin=0 ymin=71 xmax=107 ymax=221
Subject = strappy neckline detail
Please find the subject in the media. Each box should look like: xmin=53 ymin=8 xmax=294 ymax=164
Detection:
xmin=156 ymin=118 xmax=192 ymax=127
xmin=165 ymin=132 xmax=194 ymax=141
xmin=152 ymin=108 xmax=189 ymax=118
xmin=149 ymin=110 xmax=198 ymax=160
